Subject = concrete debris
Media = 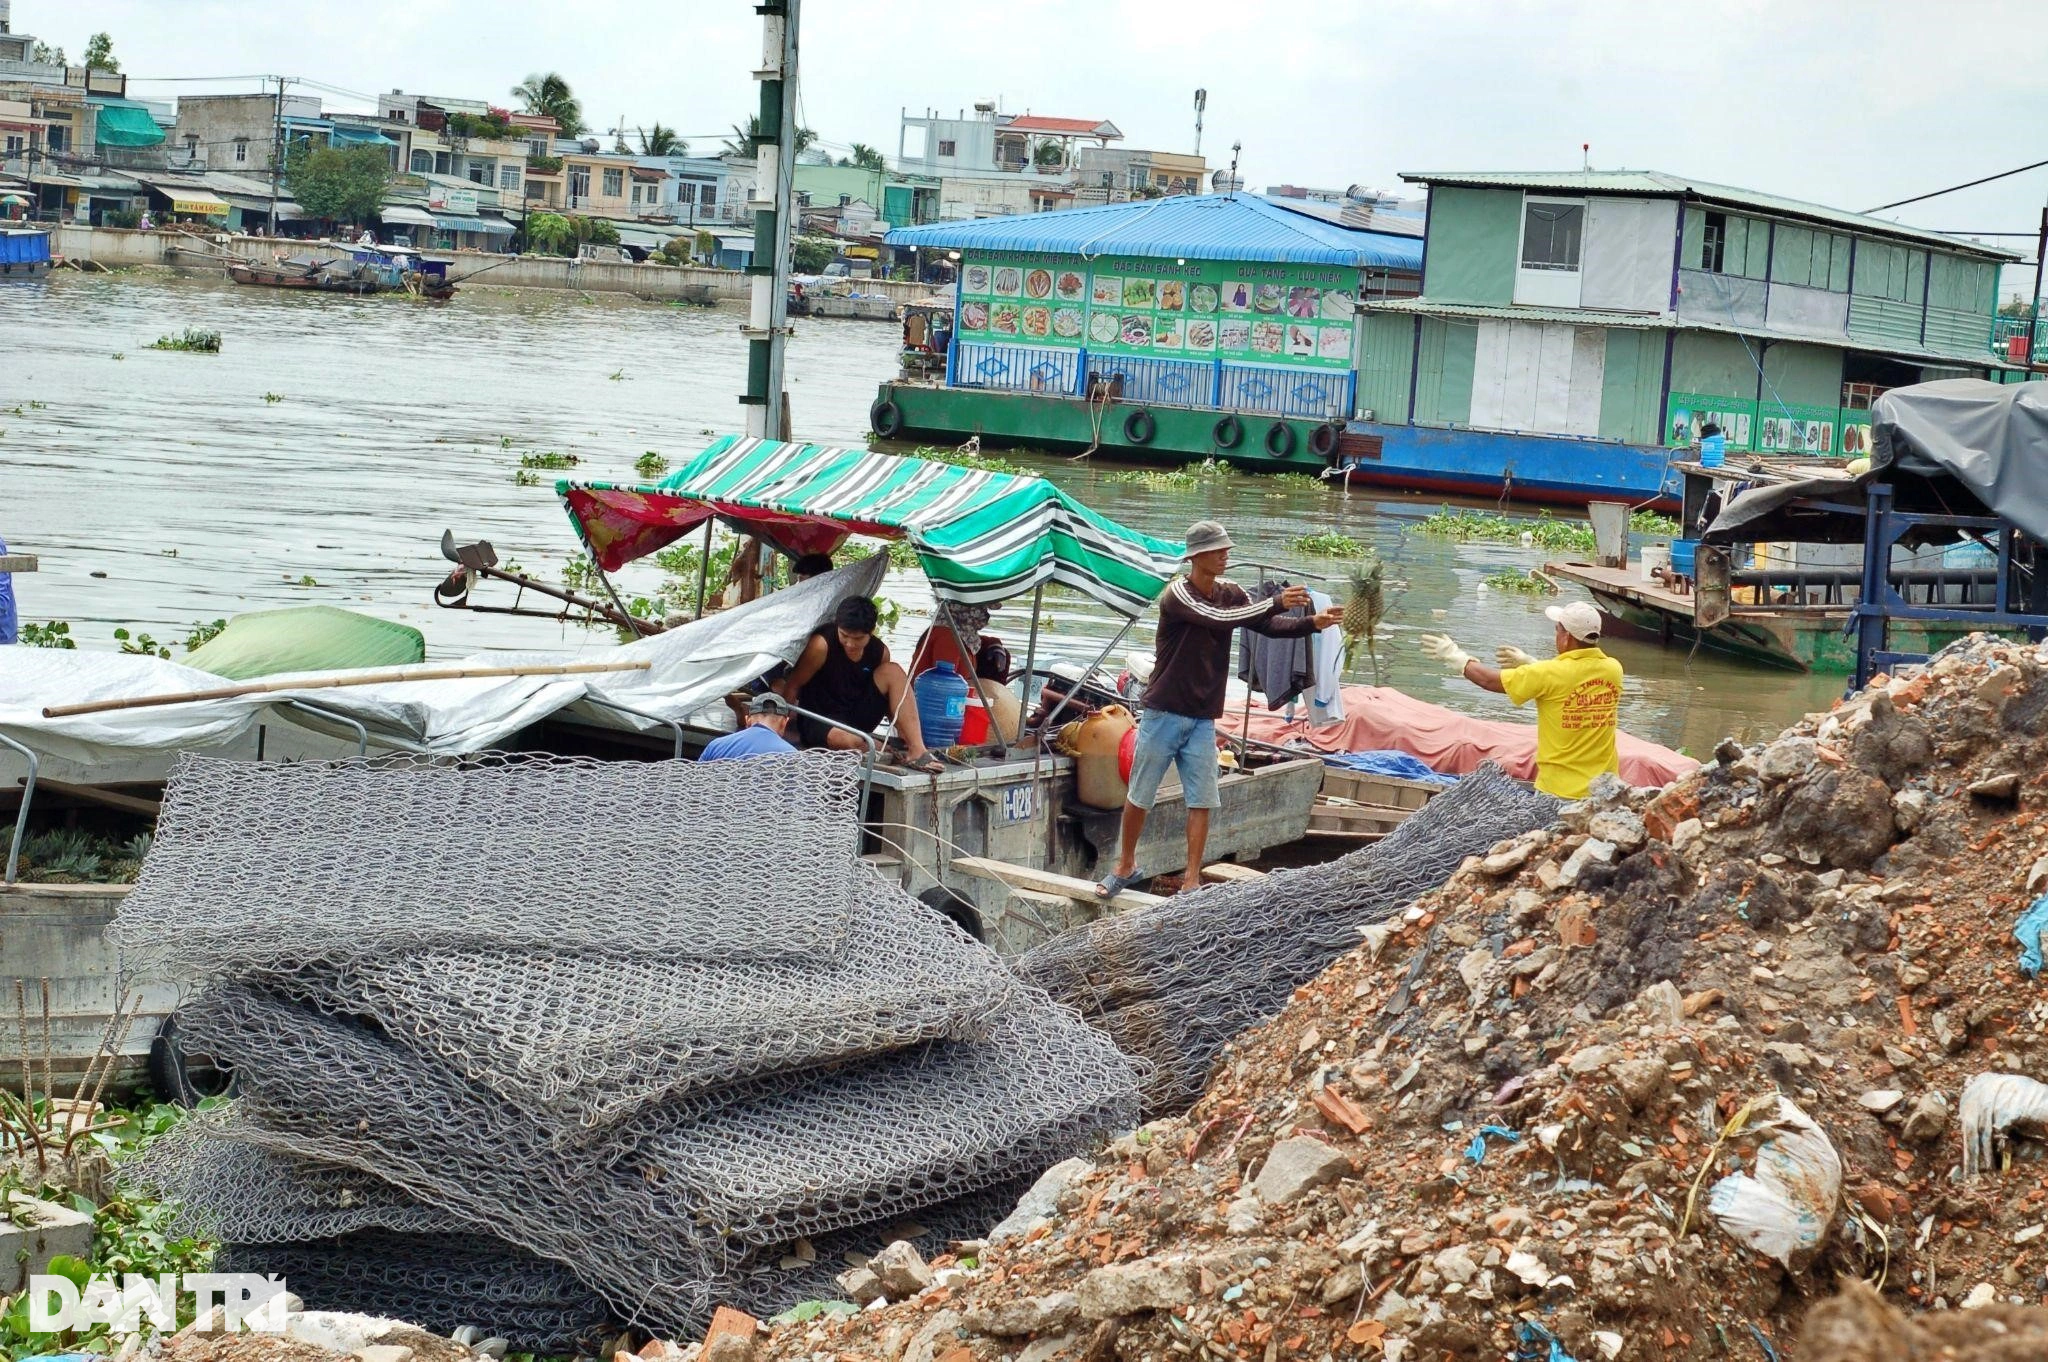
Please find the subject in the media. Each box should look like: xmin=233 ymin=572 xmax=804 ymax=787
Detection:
xmin=757 ymin=637 xmax=2048 ymax=1362
xmin=866 ymin=1240 xmax=934 ymax=1302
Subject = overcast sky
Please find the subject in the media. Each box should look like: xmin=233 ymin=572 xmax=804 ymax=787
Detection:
xmin=40 ymin=0 xmax=2048 ymax=295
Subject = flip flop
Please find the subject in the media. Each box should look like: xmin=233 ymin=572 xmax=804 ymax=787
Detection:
xmin=1095 ymin=869 xmax=1138 ymax=900
xmin=904 ymin=753 xmax=944 ymax=775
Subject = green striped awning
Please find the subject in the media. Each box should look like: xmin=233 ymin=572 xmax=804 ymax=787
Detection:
xmin=560 ymin=435 xmax=1184 ymax=615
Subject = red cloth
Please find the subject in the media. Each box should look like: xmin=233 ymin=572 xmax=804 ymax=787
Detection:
xmin=1233 ymin=684 xmax=1696 ymax=789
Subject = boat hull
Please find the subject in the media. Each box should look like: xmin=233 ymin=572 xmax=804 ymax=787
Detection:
xmin=1333 ymin=421 xmax=1679 ymax=509
xmin=228 ymin=263 xmax=378 ymax=294
xmin=1577 ymin=580 xmax=1986 ymax=674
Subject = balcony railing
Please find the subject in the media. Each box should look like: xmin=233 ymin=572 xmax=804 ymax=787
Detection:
xmin=945 ymin=339 xmax=1357 ymax=421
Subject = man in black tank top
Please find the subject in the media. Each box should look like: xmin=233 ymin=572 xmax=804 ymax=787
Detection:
xmin=782 ymin=596 xmax=941 ymax=772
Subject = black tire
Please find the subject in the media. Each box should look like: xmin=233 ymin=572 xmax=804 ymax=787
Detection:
xmin=1123 ymin=408 xmax=1157 ymax=446
xmin=918 ymin=885 xmax=986 ymax=942
xmin=148 ymin=1011 xmax=237 ymax=1107
xmin=1212 ymin=414 xmax=1244 ymax=449
xmin=1265 ymin=421 xmax=1296 ymax=457
xmin=1309 ymin=421 xmax=1343 ymax=458
xmin=870 ymin=398 xmax=904 ymax=439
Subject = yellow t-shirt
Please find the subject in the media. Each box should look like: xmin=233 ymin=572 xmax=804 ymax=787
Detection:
xmin=1501 ymin=647 xmax=1623 ymax=799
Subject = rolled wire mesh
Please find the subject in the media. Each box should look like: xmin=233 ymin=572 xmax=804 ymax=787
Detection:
xmin=319 ymin=869 xmax=1020 ymax=1128
xmin=217 ymin=1233 xmax=612 ymax=1355
xmin=174 ymin=981 xmax=1136 ymax=1333
xmin=1018 ymin=762 xmax=1558 ymax=1112
xmin=111 ymin=749 xmax=864 ymax=975
xmin=124 ymin=1108 xmax=473 ymax=1243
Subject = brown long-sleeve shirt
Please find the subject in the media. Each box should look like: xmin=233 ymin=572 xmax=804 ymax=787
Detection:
xmin=1144 ymin=576 xmax=1317 ymax=720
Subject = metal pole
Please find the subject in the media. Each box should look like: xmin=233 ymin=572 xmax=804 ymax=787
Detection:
xmin=0 ymin=732 xmax=38 ymax=886
xmin=742 ymin=0 xmax=800 ymax=441
xmin=1014 ymin=583 xmax=1044 ymax=745
xmin=269 ymin=76 xmax=284 ymax=236
xmin=578 ymin=695 xmax=686 ymax=760
xmin=2028 ymin=202 xmax=2047 ymax=367
xmin=1031 ymin=616 xmax=1136 ymax=739
xmin=282 ymin=700 xmax=368 ymax=756
xmin=692 ymin=518 xmax=715 ymax=619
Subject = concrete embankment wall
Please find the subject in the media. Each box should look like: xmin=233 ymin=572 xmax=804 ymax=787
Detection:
xmin=52 ymin=225 xmax=936 ymax=303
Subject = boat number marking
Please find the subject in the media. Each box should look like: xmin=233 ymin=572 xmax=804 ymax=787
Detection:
xmin=998 ymin=783 xmax=1036 ymax=824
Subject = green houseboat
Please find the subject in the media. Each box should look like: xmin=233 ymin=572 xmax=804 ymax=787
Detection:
xmin=875 ymin=193 xmax=1422 ymax=468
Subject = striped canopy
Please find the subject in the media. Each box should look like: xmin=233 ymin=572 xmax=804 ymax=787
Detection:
xmin=560 ymin=435 xmax=1185 ymax=616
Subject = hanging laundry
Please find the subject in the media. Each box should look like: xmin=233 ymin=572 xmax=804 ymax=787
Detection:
xmin=1238 ymin=581 xmax=1313 ymax=709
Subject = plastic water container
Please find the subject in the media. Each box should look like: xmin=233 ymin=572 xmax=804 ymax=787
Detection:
xmin=1670 ymin=539 xmax=1699 ymax=578
xmin=1700 ymin=432 xmax=1727 ymax=468
xmin=912 ymin=661 xmax=970 ymax=748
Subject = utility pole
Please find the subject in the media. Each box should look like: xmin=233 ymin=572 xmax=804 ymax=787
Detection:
xmin=269 ymin=75 xmax=285 ymax=235
xmin=741 ymin=0 xmax=799 ymax=442
xmin=2030 ymin=201 xmax=2048 ymax=370
xmin=1192 ymin=88 xmax=1206 ymax=157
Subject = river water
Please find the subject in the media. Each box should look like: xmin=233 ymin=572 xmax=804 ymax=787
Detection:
xmin=1 ymin=271 xmax=1837 ymax=755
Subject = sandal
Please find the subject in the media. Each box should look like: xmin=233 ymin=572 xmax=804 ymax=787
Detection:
xmin=903 ymin=753 xmax=944 ymax=775
xmin=1095 ymin=869 xmax=1138 ymax=900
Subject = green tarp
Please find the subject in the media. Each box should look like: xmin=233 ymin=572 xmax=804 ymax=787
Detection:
xmin=92 ymin=103 xmax=164 ymax=149
xmin=560 ymin=435 xmax=1185 ymax=615
xmin=184 ymin=606 xmax=426 ymax=681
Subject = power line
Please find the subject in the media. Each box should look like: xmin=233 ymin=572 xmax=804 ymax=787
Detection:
xmin=1864 ymin=158 xmax=2048 ymax=213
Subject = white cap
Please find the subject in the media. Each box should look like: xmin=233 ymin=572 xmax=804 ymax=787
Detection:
xmin=1545 ymin=601 xmax=1603 ymax=643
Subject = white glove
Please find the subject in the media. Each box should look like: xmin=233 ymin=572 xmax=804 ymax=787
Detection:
xmin=1419 ymin=634 xmax=1471 ymax=671
xmin=1496 ymin=645 xmax=1536 ymax=669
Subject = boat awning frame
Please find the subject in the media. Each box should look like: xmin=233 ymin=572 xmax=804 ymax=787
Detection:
xmin=558 ymin=435 xmax=1186 ymax=615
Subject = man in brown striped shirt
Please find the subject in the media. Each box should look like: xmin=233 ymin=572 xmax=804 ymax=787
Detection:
xmin=1096 ymin=521 xmax=1340 ymax=897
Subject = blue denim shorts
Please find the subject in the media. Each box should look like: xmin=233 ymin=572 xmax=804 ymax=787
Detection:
xmin=1126 ymin=711 xmax=1221 ymax=811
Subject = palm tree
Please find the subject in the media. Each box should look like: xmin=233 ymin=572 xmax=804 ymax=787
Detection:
xmin=639 ymin=123 xmax=685 ymax=157
xmin=721 ymin=116 xmax=815 ymax=158
xmin=849 ymin=142 xmax=886 ymax=172
xmin=512 ymin=73 xmax=585 ymax=138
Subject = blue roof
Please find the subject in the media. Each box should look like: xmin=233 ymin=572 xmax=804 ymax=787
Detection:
xmin=885 ymin=193 xmax=1422 ymax=270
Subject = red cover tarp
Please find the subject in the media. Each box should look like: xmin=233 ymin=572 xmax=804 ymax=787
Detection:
xmin=1234 ymin=684 xmax=1696 ymax=789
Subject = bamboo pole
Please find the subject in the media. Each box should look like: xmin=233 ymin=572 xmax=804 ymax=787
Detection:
xmin=42 ymin=658 xmax=652 ymax=718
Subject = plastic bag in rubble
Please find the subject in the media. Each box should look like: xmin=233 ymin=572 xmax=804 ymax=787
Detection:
xmin=1705 ymin=1095 xmax=1842 ymax=1269
xmin=1961 ymin=1072 xmax=2048 ymax=1175
xmin=2014 ymin=894 xmax=2048 ymax=976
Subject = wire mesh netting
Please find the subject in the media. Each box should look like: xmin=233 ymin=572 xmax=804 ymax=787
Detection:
xmin=217 ymin=1233 xmax=613 ymax=1355
xmin=1017 ymin=763 xmax=1558 ymax=1112
xmin=114 ymin=746 xmax=1526 ymax=1338
xmin=110 ymin=750 xmax=865 ymax=974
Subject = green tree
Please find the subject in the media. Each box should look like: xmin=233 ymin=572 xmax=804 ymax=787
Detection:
xmin=791 ymin=234 xmax=835 ymax=274
xmin=29 ymin=41 xmax=65 ymax=65
xmin=1033 ymin=141 xmax=1064 ymax=168
xmin=639 ymin=123 xmax=684 ymax=156
xmin=83 ymin=32 xmax=118 ymax=72
xmin=582 ymin=217 xmax=620 ymax=247
xmin=283 ymin=143 xmax=393 ymax=225
xmin=849 ymin=143 xmax=886 ymax=171
xmin=512 ymin=72 xmax=584 ymax=138
xmin=722 ymin=116 xmax=814 ymax=157
xmin=526 ymin=211 xmax=574 ymax=255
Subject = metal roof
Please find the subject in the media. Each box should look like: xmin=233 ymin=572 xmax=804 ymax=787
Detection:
xmin=885 ymin=193 xmax=1423 ymax=269
xmin=1399 ymin=169 xmax=2021 ymax=261
xmin=1002 ymin=115 xmax=1120 ymax=138
xmin=1362 ymin=296 xmax=2019 ymax=371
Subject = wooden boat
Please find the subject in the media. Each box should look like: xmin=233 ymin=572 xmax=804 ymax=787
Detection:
xmin=227 ymin=255 xmax=379 ymax=294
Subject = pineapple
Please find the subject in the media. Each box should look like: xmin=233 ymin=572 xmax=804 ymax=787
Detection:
xmin=1342 ymin=556 xmax=1387 ymax=685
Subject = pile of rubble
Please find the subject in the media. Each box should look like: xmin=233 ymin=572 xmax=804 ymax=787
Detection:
xmin=118 ymin=750 xmax=1140 ymax=1348
xmin=758 ymin=635 xmax=2048 ymax=1362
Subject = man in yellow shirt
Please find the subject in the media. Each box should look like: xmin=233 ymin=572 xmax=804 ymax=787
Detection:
xmin=1419 ymin=601 xmax=1623 ymax=799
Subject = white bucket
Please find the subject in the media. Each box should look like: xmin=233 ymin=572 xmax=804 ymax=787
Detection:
xmin=1640 ymin=545 xmax=1671 ymax=582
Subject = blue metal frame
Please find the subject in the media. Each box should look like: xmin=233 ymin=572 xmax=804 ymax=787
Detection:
xmin=1850 ymin=483 xmax=2048 ymax=690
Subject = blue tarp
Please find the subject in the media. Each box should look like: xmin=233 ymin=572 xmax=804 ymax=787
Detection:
xmin=329 ymin=123 xmax=397 ymax=148
xmin=1319 ymin=749 xmax=1458 ymax=785
xmin=0 ymin=230 xmax=51 ymax=266
xmin=886 ymin=193 xmax=1422 ymax=269
xmin=0 ymin=534 xmax=18 ymax=646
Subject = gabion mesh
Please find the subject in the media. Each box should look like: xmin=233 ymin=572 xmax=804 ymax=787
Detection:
xmin=172 ymin=981 xmax=1135 ymax=1333
xmin=111 ymin=750 xmax=863 ymax=974
xmin=217 ymin=1233 xmax=612 ymax=1355
xmin=1018 ymin=762 xmax=1557 ymax=1112
xmin=313 ymin=871 xmax=1020 ymax=1128
xmin=106 ymin=747 xmax=1151 ymax=1337
xmin=126 ymin=1109 xmax=472 ymax=1242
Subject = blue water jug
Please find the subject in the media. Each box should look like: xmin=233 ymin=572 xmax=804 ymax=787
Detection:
xmin=1700 ymin=432 xmax=1726 ymax=468
xmin=913 ymin=661 xmax=970 ymax=748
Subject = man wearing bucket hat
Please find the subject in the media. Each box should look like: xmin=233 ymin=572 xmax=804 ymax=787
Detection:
xmin=1095 ymin=520 xmax=1342 ymax=898
xmin=1419 ymin=600 xmax=1623 ymax=799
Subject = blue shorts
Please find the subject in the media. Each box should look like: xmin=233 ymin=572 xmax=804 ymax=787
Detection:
xmin=1126 ymin=711 xmax=1221 ymax=811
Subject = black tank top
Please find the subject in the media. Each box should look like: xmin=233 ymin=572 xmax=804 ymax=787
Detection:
xmin=797 ymin=627 xmax=887 ymax=733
